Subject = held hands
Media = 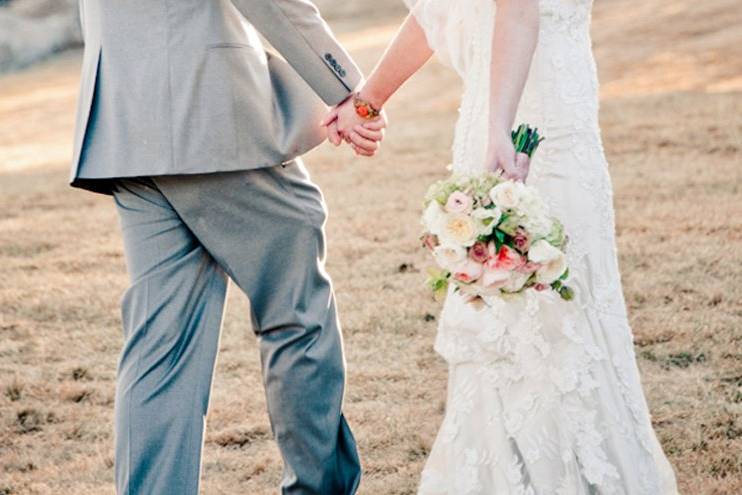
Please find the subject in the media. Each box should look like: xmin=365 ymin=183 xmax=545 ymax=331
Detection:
xmin=486 ymin=130 xmax=530 ymax=182
xmin=321 ymin=94 xmax=387 ymax=157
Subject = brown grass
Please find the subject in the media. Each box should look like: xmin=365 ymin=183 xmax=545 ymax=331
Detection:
xmin=1 ymin=0 xmax=741 ymax=493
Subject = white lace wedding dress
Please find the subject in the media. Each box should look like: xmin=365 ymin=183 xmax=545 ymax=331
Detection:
xmin=407 ymin=0 xmax=680 ymax=493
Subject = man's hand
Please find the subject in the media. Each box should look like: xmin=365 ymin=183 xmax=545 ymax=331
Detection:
xmin=321 ymin=96 xmax=387 ymax=157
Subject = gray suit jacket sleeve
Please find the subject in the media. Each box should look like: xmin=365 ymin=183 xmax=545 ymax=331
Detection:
xmin=231 ymin=0 xmax=363 ymax=105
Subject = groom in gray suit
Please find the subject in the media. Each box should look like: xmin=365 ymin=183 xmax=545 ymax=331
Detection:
xmin=70 ymin=0 xmax=384 ymax=493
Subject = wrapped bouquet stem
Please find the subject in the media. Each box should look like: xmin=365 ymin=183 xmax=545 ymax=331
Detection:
xmin=422 ymin=124 xmax=573 ymax=306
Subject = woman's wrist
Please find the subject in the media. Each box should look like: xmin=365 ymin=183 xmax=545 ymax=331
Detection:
xmin=488 ymin=126 xmax=512 ymax=147
xmin=489 ymin=116 xmax=514 ymax=136
xmin=352 ymin=93 xmax=382 ymax=120
xmin=486 ymin=127 xmax=515 ymax=155
xmin=358 ymin=85 xmax=387 ymax=112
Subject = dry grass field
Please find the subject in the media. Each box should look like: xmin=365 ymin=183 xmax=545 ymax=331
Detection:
xmin=1 ymin=0 xmax=741 ymax=493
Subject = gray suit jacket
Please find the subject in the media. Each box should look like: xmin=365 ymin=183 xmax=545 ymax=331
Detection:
xmin=70 ymin=0 xmax=362 ymax=194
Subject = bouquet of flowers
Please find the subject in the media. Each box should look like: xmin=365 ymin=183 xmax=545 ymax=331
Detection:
xmin=421 ymin=124 xmax=573 ymax=304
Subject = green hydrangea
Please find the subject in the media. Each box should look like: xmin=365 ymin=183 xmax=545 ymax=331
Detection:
xmin=424 ymin=179 xmax=461 ymax=206
xmin=545 ymin=219 xmax=567 ymax=248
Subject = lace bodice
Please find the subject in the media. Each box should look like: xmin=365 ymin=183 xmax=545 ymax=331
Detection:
xmin=433 ymin=0 xmax=599 ymax=173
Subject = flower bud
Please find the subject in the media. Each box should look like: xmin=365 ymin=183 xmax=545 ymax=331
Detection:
xmin=559 ymin=285 xmax=575 ymax=301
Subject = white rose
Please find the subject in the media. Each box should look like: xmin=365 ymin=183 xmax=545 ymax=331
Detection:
xmin=489 ymin=181 xmax=526 ymax=210
xmin=517 ymin=188 xmax=553 ymax=237
xmin=528 ymin=240 xmax=567 ymax=284
xmin=422 ymin=201 xmax=446 ymax=235
xmin=517 ymin=189 xmax=543 ymax=215
xmin=472 ymin=206 xmax=502 ymax=222
xmin=440 ymin=213 xmax=479 ymax=247
xmin=433 ymin=243 xmax=467 ymax=271
xmin=502 ymin=271 xmax=530 ymax=292
xmin=522 ymin=214 xmax=552 ymax=238
xmin=472 ymin=206 xmax=502 ymax=236
xmin=480 ymin=266 xmax=510 ymax=288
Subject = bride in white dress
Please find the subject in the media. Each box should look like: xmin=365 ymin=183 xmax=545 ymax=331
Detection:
xmin=338 ymin=0 xmax=679 ymax=492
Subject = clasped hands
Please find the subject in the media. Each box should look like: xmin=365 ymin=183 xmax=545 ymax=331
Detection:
xmin=321 ymin=93 xmax=387 ymax=157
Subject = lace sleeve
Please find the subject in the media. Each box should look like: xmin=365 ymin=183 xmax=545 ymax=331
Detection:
xmin=402 ymin=0 xmax=462 ymax=70
xmin=403 ymin=0 xmax=496 ymax=77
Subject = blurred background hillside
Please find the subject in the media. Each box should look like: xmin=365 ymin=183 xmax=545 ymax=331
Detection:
xmin=0 ymin=0 xmax=80 ymax=72
xmin=1 ymin=1 xmax=740 ymax=494
xmin=0 ymin=0 xmax=400 ymax=72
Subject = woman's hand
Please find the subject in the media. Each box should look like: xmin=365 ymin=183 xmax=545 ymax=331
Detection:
xmin=486 ymin=130 xmax=529 ymax=182
xmin=486 ymin=0 xmax=539 ymax=181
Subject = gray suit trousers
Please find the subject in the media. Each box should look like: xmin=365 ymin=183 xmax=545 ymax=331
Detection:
xmin=112 ymin=161 xmax=361 ymax=494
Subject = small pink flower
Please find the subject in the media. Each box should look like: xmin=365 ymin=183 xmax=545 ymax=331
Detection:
xmin=469 ymin=241 xmax=489 ymax=263
xmin=421 ymin=233 xmax=439 ymax=251
xmin=534 ymin=283 xmax=548 ymax=291
xmin=444 ymin=191 xmax=473 ymax=214
xmin=512 ymin=228 xmax=530 ymax=253
xmin=518 ymin=261 xmax=541 ymax=274
xmin=453 ymin=259 xmax=484 ymax=284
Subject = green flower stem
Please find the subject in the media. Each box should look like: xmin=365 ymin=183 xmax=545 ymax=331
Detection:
xmin=511 ymin=123 xmax=545 ymax=158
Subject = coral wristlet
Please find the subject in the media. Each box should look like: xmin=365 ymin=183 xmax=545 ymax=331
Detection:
xmin=353 ymin=94 xmax=381 ymax=119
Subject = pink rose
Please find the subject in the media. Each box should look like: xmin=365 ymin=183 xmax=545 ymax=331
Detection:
xmin=512 ymin=228 xmax=530 ymax=253
xmin=468 ymin=241 xmax=489 ymax=263
xmin=489 ymin=245 xmax=524 ymax=271
xmin=453 ymin=259 xmax=484 ymax=284
xmin=444 ymin=191 xmax=473 ymax=214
